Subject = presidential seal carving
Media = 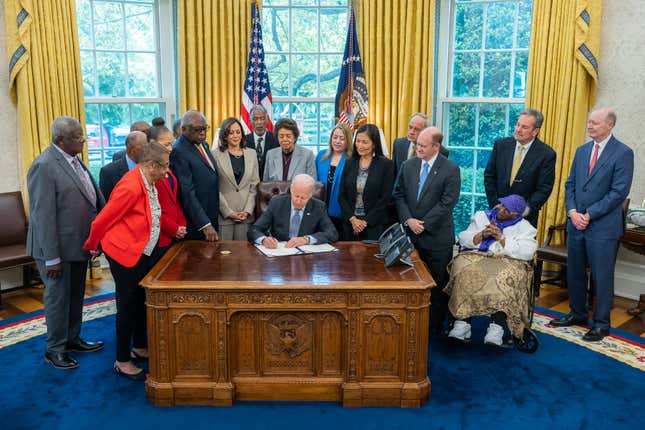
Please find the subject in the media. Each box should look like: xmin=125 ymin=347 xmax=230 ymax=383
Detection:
xmin=265 ymin=314 xmax=312 ymax=358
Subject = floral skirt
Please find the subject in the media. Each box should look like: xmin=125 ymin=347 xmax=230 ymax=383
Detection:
xmin=443 ymin=252 xmax=533 ymax=338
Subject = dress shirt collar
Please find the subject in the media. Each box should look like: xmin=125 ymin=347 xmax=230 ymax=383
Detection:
xmin=420 ymin=153 xmax=438 ymax=173
xmin=53 ymin=143 xmax=77 ymax=165
xmin=125 ymin=153 xmax=137 ymax=170
xmin=515 ymin=139 xmax=534 ymax=152
xmin=593 ymin=134 xmax=612 ymax=149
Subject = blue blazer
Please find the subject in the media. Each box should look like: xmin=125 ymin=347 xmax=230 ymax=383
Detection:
xmin=315 ymin=149 xmax=347 ymax=218
xmin=565 ymin=136 xmax=633 ymax=240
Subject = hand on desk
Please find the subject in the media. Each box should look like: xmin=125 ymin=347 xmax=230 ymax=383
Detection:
xmin=262 ymin=236 xmax=279 ymax=249
xmin=203 ymin=225 xmax=219 ymax=242
xmin=286 ymin=237 xmax=308 ymax=248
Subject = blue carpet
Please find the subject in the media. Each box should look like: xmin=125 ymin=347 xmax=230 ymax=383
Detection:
xmin=1 ymin=310 xmax=643 ymax=430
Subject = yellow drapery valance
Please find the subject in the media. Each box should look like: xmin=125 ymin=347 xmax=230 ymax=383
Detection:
xmin=525 ymin=0 xmax=601 ymax=242
xmin=356 ymin=0 xmax=436 ymax=152
xmin=177 ymin=0 xmax=253 ymax=141
xmin=3 ymin=0 xmax=86 ymax=191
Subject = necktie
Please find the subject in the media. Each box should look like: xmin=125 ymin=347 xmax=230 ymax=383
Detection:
xmin=417 ymin=162 xmax=429 ymax=200
xmin=509 ymin=145 xmax=525 ymax=186
xmin=588 ymin=143 xmax=600 ymax=175
xmin=289 ymin=209 xmax=301 ymax=238
xmin=256 ymin=137 xmax=264 ymax=160
xmin=196 ymin=143 xmax=214 ymax=169
xmin=408 ymin=142 xmax=416 ymax=159
xmin=71 ymin=157 xmax=97 ymax=204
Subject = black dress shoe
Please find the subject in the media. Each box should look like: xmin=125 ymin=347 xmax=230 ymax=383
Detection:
xmin=549 ymin=314 xmax=587 ymax=327
xmin=114 ymin=364 xmax=146 ymax=381
xmin=69 ymin=339 xmax=104 ymax=353
xmin=45 ymin=351 xmax=79 ymax=369
xmin=582 ymin=327 xmax=610 ymax=342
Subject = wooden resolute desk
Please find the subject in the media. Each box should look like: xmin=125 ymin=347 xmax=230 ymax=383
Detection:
xmin=142 ymin=241 xmax=433 ymax=407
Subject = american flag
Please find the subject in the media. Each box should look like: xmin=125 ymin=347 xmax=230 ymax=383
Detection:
xmin=241 ymin=0 xmax=273 ymax=135
xmin=334 ymin=3 xmax=368 ymax=129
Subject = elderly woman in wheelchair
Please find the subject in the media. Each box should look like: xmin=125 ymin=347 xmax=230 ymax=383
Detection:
xmin=444 ymin=194 xmax=537 ymax=347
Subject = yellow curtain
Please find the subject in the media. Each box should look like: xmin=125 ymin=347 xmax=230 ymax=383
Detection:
xmin=3 ymin=0 xmax=86 ymax=189
xmin=525 ymin=0 xmax=601 ymax=242
xmin=355 ymin=0 xmax=436 ymax=153
xmin=178 ymin=0 xmax=252 ymax=141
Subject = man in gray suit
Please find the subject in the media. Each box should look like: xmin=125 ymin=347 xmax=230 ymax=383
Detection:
xmin=393 ymin=127 xmax=460 ymax=334
xmin=248 ymin=174 xmax=338 ymax=247
xmin=392 ymin=113 xmax=449 ymax=176
xmin=27 ymin=116 xmax=106 ymax=369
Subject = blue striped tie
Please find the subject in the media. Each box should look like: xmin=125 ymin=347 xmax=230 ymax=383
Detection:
xmin=417 ymin=162 xmax=429 ymax=200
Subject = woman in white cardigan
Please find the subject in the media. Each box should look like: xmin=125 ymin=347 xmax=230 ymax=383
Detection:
xmin=213 ymin=117 xmax=260 ymax=240
xmin=444 ymin=194 xmax=537 ymax=346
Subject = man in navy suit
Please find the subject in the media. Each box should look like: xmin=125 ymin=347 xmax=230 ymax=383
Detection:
xmin=170 ymin=110 xmax=219 ymax=241
xmin=550 ymin=108 xmax=633 ymax=341
xmin=99 ymin=131 xmax=146 ymax=201
xmin=484 ymin=109 xmax=556 ymax=227
xmin=392 ymin=113 xmax=449 ymax=176
xmin=244 ymin=105 xmax=278 ymax=179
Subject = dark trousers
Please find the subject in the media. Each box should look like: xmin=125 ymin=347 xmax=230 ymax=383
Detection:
xmin=567 ymin=233 xmax=618 ymax=330
xmin=36 ymin=260 xmax=88 ymax=353
xmin=106 ymin=253 xmax=156 ymax=362
xmin=329 ymin=216 xmax=344 ymax=241
xmin=417 ymin=246 xmax=453 ymax=333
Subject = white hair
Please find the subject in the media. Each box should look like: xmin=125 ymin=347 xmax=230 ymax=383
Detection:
xmin=291 ymin=174 xmax=315 ymax=190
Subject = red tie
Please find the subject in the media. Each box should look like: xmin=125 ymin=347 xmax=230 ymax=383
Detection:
xmin=588 ymin=143 xmax=599 ymax=175
xmin=196 ymin=143 xmax=214 ymax=169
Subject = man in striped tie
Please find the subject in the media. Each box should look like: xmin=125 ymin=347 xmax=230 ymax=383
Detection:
xmin=170 ymin=110 xmax=220 ymax=241
xmin=550 ymin=108 xmax=634 ymax=342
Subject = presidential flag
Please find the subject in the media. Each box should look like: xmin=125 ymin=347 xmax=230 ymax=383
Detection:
xmin=334 ymin=3 xmax=368 ymax=129
xmin=241 ymin=0 xmax=273 ymax=134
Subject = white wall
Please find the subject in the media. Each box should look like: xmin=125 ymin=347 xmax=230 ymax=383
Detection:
xmin=594 ymin=0 xmax=645 ymax=299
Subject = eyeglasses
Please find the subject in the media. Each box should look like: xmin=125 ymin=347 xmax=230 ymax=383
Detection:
xmin=188 ymin=125 xmax=210 ymax=133
xmin=154 ymin=161 xmax=170 ymax=169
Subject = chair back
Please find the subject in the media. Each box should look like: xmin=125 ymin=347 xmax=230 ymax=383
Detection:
xmin=0 ymin=192 xmax=28 ymax=247
xmin=255 ymin=181 xmax=325 ymax=219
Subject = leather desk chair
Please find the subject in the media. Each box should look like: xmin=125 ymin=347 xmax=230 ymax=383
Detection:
xmin=255 ymin=181 xmax=325 ymax=219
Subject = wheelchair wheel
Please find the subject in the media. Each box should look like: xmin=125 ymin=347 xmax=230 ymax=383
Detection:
xmin=514 ymin=328 xmax=539 ymax=353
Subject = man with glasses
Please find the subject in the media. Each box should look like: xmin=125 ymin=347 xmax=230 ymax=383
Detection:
xmin=170 ymin=110 xmax=220 ymax=241
xmin=245 ymin=105 xmax=278 ymax=179
xmin=392 ymin=113 xmax=448 ymax=177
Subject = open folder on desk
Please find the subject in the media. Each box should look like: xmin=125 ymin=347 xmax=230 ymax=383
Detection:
xmin=255 ymin=242 xmax=338 ymax=257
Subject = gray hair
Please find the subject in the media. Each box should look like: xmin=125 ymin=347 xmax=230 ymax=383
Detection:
xmin=51 ymin=116 xmax=81 ymax=143
xmin=520 ymin=108 xmax=544 ymax=129
xmin=291 ymin=174 xmax=315 ymax=190
xmin=181 ymin=110 xmax=207 ymax=127
xmin=250 ymin=105 xmax=268 ymax=116
xmin=138 ymin=142 xmax=169 ymax=164
xmin=409 ymin=112 xmax=430 ymax=127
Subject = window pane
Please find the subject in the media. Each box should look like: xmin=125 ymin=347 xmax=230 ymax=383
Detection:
xmin=77 ymin=0 xmax=93 ymax=49
xmin=319 ymin=102 xmax=335 ymax=149
xmin=80 ymin=50 xmax=95 ymax=97
xmin=265 ymin=54 xmax=288 ymax=96
xmin=291 ymin=9 xmax=318 ymax=53
xmin=452 ymin=52 xmax=480 ymax=97
xmin=96 ymin=52 xmax=126 ymax=97
xmin=100 ymin=103 xmax=130 ymax=148
xmin=262 ymin=7 xmax=289 ymax=52
xmin=93 ymin=1 xmax=124 ymax=50
xmin=478 ymin=103 xmax=507 ymax=148
xmin=517 ymin=0 xmax=533 ymax=48
xmin=474 ymin=194 xmax=490 ymax=214
xmin=509 ymin=103 xmax=525 ymax=126
xmin=485 ymin=2 xmax=516 ymax=49
xmin=513 ymin=51 xmax=529 ymax=98
xmin=475 ymin=149 xmax=491 ymax=194
xmin=125 ymin=4 xmax=155 ymax=51
xmin=454 ymin=194 xmax=473 ymax=238
xmin=454 ymin=2 xmax=483 ymax=50
xmin=292 ymin=0 xmax=318 ymax=6
xmin=447 ymin=103 xmax=476 ymax=148
xmin=131 ymin=103 xmax=161 ymax=124
xmin=482 ymin=51 xmax=511 ymax=97
xmin=87 ymin=151 xmax=104 ymax=180
xmin=292 ymin=54 xmax=318 ymax=97
xmin=273 ymin=101 xmax=291 ymax=121
xmin=320 ymin=9 xmax=346 ymax=52
xmin=263 ymin=0 xmax=289 ymax=5
xmin=85 ymin=103 xmax=100 ymax=125
xmin=320 ymin=0 xmax=347 ymax=6
xmin=450 ymin=149 xmax=474 ymax=193
xmin=292 ymin=102 xmax=318 ymax=148
xmin=319 ymin=54 xmax=342 ymax=97
xmin=127 ymin=53 xmax=158 ymax=96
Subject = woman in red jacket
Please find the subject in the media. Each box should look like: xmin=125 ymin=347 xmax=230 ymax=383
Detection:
xmin=148 ymin=117 xmax=187 ymax=257
xmin=84 ymin=142 xmax=169 ymax=380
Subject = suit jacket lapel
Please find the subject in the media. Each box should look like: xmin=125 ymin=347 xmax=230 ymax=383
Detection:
xmin=192 ymin=141 xmax=216 ymax=171
xmin=585 ymin=137 xmax=616 ymax=184
xmin=503 ymin=140 xmax=515 ymax=183
xmin=288 ymin=147 xmax=302 ymax=179
xmin=298 ymin=199 xmax=315 ymax=236
xmin=418 ymin=157 xmax=442 ymax=200
xmin=218 ymin=151 xmax=236 ymax=186
xmin=52 ymin=147 xmax=96 ymax=206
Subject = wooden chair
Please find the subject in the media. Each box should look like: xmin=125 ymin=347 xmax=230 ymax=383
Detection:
xmin=254 ymin=180 xmax=325 ymax=219
xmin=533 ymin=199 xmax=630 ymax=297
xmin=0 ymin=192 xmax=37 ymax=306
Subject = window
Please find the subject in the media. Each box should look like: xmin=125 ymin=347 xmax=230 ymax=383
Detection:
xmin=76 ymin=0 xmax=175 ymax=179
xmin=262 ymin=0 xmax=348 ymax=153
xmin=437 ymin=0 xmax=533 ymax=233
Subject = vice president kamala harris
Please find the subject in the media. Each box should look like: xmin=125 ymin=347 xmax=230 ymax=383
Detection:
xmin=84 ymin=142 xmax=169 ymax=380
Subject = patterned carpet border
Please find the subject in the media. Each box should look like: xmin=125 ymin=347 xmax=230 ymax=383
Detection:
xmin=1 ymin=297 xmax=643 ymax=371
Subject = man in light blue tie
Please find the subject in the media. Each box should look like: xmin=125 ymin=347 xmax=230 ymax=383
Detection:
xmin=248 ymin=174 xmax=338 ymax=248
xmin=394 ymin=127 xmax=461 ymax=334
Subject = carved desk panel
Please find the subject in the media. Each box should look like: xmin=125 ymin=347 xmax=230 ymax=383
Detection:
xmin=142 ymin=241 xmax=433 ymax=407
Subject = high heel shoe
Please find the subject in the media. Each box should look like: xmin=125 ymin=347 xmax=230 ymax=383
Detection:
xmin=113 ymin=363 xmax=146 ymax=381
